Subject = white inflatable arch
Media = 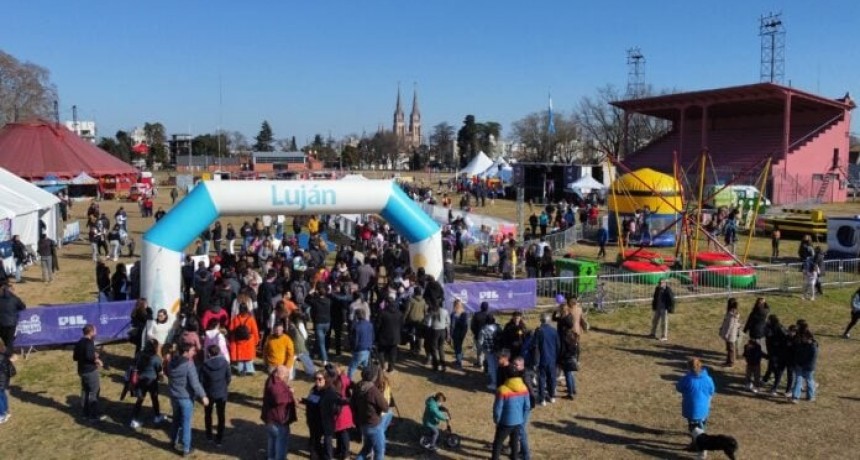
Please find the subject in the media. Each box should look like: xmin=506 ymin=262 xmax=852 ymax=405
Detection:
xmin=142 ymin=180 xmax=442 ymax=315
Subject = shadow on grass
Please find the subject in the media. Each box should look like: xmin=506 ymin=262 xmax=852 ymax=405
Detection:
xmin=532 ymin=418 xmax=689 ymax=459
xmin=838 ymin=395 xmax=860 ymax=402
xmin=590 ymin=326 xmax=652 ymax=339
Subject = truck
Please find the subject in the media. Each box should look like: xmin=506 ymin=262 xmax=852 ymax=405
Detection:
xmin=706 ymin=184 xmax=771 ymax=213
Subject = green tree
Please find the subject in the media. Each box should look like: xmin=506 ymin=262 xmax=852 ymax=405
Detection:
xmin=456 ymin=115 xmax=479 ymax=167
xmin=477 ymin=121 xmax=501 ymax=155
xmin=143 ymin=122 xmax=168 ymax=167
xmin=511 ymin=111 xmax=579 ymax=162
xmin=253 ymin=120 xmax=274 ymax=152
xmin=290 ymin=136 xmax=298 ymax=151
xmin=192 ymin=133 xmax=228 ymax=157
xmin=341 ymin=144 xmax=360 ymax=168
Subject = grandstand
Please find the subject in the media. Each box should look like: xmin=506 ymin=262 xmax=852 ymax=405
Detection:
xmin=613 ymin=83 xmax=855 ymax=205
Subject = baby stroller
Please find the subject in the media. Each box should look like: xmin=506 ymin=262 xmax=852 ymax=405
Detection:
xmin=419 ymin=406 xmax=461 ymax=450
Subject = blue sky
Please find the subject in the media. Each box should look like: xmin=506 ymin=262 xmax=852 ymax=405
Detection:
xmin=4 ymin=1 xmax=858 ymax=144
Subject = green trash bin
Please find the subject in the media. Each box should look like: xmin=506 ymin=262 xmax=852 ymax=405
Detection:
xmin=554 ymin=257 xmax=599 ymax=297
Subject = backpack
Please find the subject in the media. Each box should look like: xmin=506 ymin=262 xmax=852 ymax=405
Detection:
xmin=233 ymin=317 xmax=251 ymax=341
xmin=203 ymin=332 xmax=224 ymax=359
xmin=291 ymin=280 xmax=309 ymax=308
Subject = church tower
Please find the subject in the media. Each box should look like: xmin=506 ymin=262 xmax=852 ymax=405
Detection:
xmin=409 ymin=86 xmax=421 ymax=148
xmin=393 ymin=85 xmax=406 ymax=143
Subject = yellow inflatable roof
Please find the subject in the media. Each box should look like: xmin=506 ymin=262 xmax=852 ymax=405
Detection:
xmin=611 ymin=168 xmax=680 ymax=193
xmin=609 ymin=168 xmax=682 ymax=214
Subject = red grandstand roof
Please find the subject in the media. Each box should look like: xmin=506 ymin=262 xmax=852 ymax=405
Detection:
xmin=0 ymin=119 xmax=138 ymax=180
xmin=611 ymin=82 xmax=854 ymax=121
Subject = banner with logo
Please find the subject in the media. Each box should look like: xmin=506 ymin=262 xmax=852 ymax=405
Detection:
xmin=443 ymin=279 xmax=537 ymax=313
xmin=15 ymin=300 xmax=136 ymax=348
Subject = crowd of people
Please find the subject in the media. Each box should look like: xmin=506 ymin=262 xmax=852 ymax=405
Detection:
xmin=2 ymin=180 xmax=859 ymax=459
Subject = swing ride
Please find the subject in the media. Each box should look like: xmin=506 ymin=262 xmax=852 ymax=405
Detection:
xmin=606 ymin=149 xmax=773 ymax=286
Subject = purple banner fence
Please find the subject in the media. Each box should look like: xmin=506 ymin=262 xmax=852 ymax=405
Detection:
xmin=444 ymin=279 xmax=537 ymax=313
xmin=15 ymin=300 xmax=136 ymax=348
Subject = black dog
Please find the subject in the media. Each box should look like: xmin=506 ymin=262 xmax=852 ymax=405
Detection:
xmin=692 ymin=427 xmax=738 ymax=459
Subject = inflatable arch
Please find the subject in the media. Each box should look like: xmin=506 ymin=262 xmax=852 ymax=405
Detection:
xmin=142 ymin=180 xmax=442 ymax=316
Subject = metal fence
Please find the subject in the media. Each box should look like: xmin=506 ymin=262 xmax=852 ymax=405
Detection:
xmin=524 ymin=224 xmax=583 ymax=254
xmin=535 ymin=258 xmax=860 ymax=307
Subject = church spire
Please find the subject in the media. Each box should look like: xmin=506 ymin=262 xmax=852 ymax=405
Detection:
xmin=394 ymin=83 xmax=404 ymax=117
xmin=411 ymin=83 xmax=420 ymax=117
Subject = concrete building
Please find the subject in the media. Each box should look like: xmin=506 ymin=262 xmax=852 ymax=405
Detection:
xmin=63 ymin=120 xmax=97 ymax=143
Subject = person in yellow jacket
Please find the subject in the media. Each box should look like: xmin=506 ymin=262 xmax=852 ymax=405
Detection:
xmin=307 ymin=215 xmax=320 ymax=236
xmin=264 ymin=324 xmax=295 ymax=374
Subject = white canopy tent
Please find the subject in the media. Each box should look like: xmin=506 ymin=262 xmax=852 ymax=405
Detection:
xmin=565 ymin=176 xmax=606 ymax=195
xmin=458 ymin=151 xmax=494 ymax=176
xmin=478 ymin=157 xmax=509 ymax=177
xmin=0 ymin=167 xmax=61 ymax=251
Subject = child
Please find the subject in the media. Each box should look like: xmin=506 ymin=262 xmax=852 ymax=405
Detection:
xmin=771 ymin=226 xmax=781 ymax=260
xmin=0 ymin=338 xmax=16 ymax=423
xmin=742 ymin=337 xmax=763 ymax=393
xmin=718 ymin=299 xmax=741 ymax=367
xmin=421 ymin=392 xmax=449 ymax=450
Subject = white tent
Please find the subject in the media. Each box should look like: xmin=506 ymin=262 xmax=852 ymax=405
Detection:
xmin=339 ymin=174 xmax=369 ymax=182
xmin=566 ymin=176 xmax=606 ymax=194
xmin=458 ymin=151 xmax=494 ymax=176
xmin=0 ymin=167 xmax=61 ymax=251
xmin=478 ymin=157 xmax=511 ymax=178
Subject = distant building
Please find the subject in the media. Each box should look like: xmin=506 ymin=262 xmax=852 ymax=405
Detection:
xmin=168 ymin=134 xmax=192 ymax=165
xmin=64 ymin=120 xmax=97 ymax=143
xmin=393 ymin=86 xmax=421 ymax=150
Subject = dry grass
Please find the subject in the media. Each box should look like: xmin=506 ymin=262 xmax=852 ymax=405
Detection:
xmin=3 ymin=172 xmax=860 ymax=459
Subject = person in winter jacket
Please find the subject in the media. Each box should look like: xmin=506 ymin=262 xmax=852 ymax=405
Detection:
xmin=650 ymin=279 xmax=675 ymax=341
xmin=770 ymin=325 xmax=797 ymax=396
xmin=422 ymin=392 xmax=449 ymax=450
xmin=718 ymin=298 xmax=742 ymax=367
xmin=427 ymin=305 xmax=450 ymax=372
xmin=229 ymin=304 xmax=259 ymax=376
xmin=534 ymin=314 xmax=559 ymax=405
xmin=264 ymin=324 xmax=294 ymax=374
xmin=743 ymin=297 xmax=770 ymax=346
xmin=202 ymin=318 xmax=230 ymax=364
xmin=501 ymin=311 xmax=528 ymax=358
xmin=328 ymin=364 xmax=355 ymax=459
xmin=303 ymin=369 xmax=340 ymax=459
xmin=130 ymin=339 xmax=165 ymax=429
xmin=350 ymin=363 xmax=389 ymax=460
xmin=558 ymin=329 xmax=580 ymax=399
xmin=470 ymin=301 xmax=491 ymax=368
xmin=491 ymin=372 xmax=531 ymax=460
xmin=843 ymin=286 xmax=860 ymax=338
xmin=675 ymin=358 xmax=714 ymax=443
xmin=0 ymin=282 xmax=26 ymax=352
xmin=791 ymin=329 xmax=819 ymax=403
xmin=762 ymin=315 xmax=787 ymax=383
xmin=168 ymin=343 xmax=210 ymax=456
xmin=375 ymin=300 xmax=403 ymax=373
xmin=404 ymin=289 xmax=428 ymax=353
xmin=348 ymin=310 xmax=374 ymax=381
xmin=200 ymin=344 xmax=231 ymax=445
xmin=261 ymin=365 xmax=297 ymax=460
xmin=307 ymin=286 xmax=332 ymax=365
xmin=288 ymin=312 xmax=315 ymax=380
xmin=450 ymin=301 xmax=469 ymax=369
xmin=0 ymin=337 xmax=17 ymax=423
xmin=742 ymin=338 xmax=764 ymax=392
xmin=481 ymin=317 xmax=503 ymax=389
xmin=200 ymin=304 xmax=229 ymax=332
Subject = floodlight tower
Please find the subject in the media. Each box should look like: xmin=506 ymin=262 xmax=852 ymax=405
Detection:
xmin=626 ymin=47 xmax=646 ymax=99
xmin=759 ymin=12 xmax=786 ymax=84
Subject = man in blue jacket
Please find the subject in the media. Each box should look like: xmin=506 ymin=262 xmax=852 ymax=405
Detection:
xmin=491 ymin=372 xmax=531 ymax=460
xmin=348 ymin=309 xmax=374 ymax=381
xmin=675 ymin=357 xmax=714 ymax=445
xmin=534 ymin=314 xmax=559 ymax=406
xmin=169 ymin=343 xmax=210 ymax=456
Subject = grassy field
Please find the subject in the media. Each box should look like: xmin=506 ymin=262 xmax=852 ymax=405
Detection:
xmin=4 ymin=172 xmax=860 ymax=459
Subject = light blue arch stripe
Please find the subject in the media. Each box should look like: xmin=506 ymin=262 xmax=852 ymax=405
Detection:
xmin=143 ymin=183 xmax=219 ymax=252
xmin=381 ymin=183 xmax=439 ymax=243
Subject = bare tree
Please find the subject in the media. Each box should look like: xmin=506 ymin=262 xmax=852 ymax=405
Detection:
xmin=227 ymin=131 xmax=249 ymax=155
xmin=511 ymin=111 xmax=580 ymax=162
xmin=0 ymin=50 xmax=58 ymax=126
xmin=429 ymin=122 xmax=455 ymax=167
xmin=574 ymin=84 xmax=671 ymax=162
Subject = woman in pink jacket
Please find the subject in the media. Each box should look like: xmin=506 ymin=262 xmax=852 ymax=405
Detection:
xmin=328 ymin=364 xmax=354 ymax=459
